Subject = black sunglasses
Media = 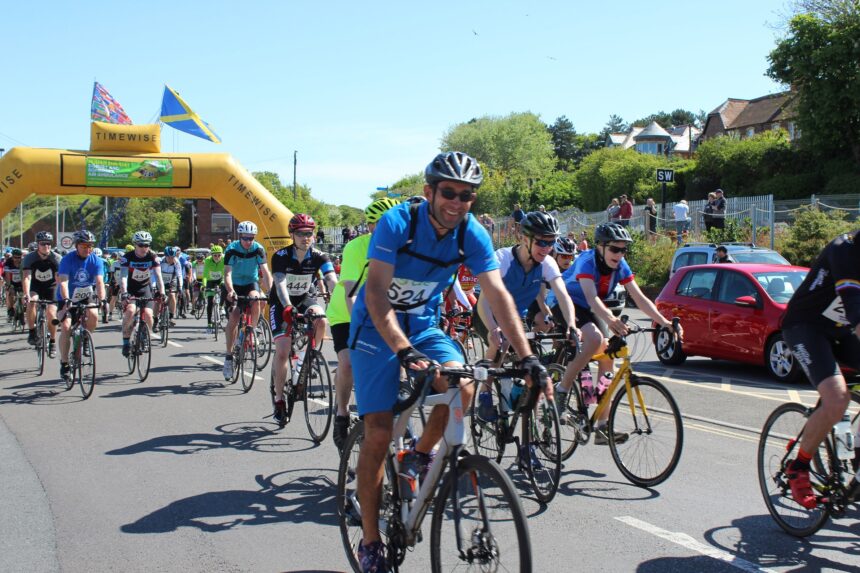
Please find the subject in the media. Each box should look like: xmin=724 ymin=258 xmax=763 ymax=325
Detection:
xmin=240 ymin=236 xmax=255 ymax=241
xmin=532 ymin=238 xmax=555 ymax=248
xmin=38 ymin=242 xmax=52 ymax=246
xmin=605 ymin=245 xmax=629 ymax=255
xmin=136 ymin=243 xmax=151 ymax=248
xmin=438 ymin=187 xmax=476 ymax=202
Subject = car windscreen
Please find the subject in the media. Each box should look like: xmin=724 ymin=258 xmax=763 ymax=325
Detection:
xmin=753 ymin=270 xmax=808 ymax=304
xmin=732 ymin=251 xmax=790 ymax=265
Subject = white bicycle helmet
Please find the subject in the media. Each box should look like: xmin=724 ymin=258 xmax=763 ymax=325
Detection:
xmin=132 ymin=231 xmax=153 ymax=244
xmin=237 ymin=221 xmax=258 ymax=235
xmin=93 ymin=248 xmax=103 ymax=257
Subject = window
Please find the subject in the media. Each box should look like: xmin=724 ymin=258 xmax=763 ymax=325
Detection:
xmin=676 ymin=269 xmax=718 ymax=299
xmin=716 ymin=271 xmax=759 ymax=304
xmin=211 ymin=213 xmax=233 ymax=234
xmin=635 ymin=141 xmax=666 ymax=155
xmin=754 ymin=270 xmax=808 ymax=304
xmin=787 ymin=122 xmax=796 ymax=140
xmin=673 ymin=251 xmax=709 ymax=272
xmin=746 ymin=127 xmax=756 ymax=138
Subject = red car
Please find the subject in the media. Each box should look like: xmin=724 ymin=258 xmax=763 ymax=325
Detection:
xmin=653 ymin=263 xmax=809 ymax=383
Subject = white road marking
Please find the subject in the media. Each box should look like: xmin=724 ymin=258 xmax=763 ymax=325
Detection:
xmin=645 ymin=371 xmax=813 ymax=406
xmin=721 ymin=377 xmax=731 ymax=392
xmin=201 ymin=355 xmax=263 ymax=381
xmin=615 ymin=516 xmax=778 ymax=573
xmin=788 ymin=390 xmax=801 ymax=403
xmin=167 ymin=341 xmax=183 ymax=348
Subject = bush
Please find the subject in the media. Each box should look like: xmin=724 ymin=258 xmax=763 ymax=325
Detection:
xmin=625 ymin=231 xmax=675 ymax=295
xmin=780 ymin=206 xmax=855 ymax=267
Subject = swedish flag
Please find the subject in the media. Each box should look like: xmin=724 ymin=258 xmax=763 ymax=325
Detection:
xmin=159 ymin=85 xmax=221 ymax=144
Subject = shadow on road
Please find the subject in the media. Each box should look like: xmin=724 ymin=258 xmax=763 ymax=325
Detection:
xmin=0 ymin=377 xmax=84 ymax=405
xmin=100 ymin=379 xmax=244 ymax=399
xmin=121 ymin=469 xmax=337 ymax=533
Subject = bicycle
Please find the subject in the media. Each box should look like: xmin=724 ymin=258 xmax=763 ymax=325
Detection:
xmin=469 ymin=334 xmax=563 ymax=503
xmin=228 ymin=295 xmax=268 ymax=392
xmin=757 ymin=388 xmax=860 ymax=537
xmin=57 ymin=299 xmax=101 ymax=399
xmin=207 ymin=287 xmax=226 ymax=341
xmin=439 ymin=308 xmax=485 ymax=364
xmin=549 ymin=316 xmax=684 ymax=487
xmin=12 ymin=291 xmax=26 ymax=332
xmin=125 ymin=296 xmax=155 ymax=382
xmin=269 ymin=307 xmax=333 ymax=441
xmin=33 ymin=299 xmax=57 ymax=376
xmin=155 ymin=284 xmax=177 ymax=348
xmin=337 ymin=362 xmax=532 ymax=572
xmin=192 ymin=281 xmax=206 ymax=320
xmin=254 ymin=316 xmax=273 ymax=370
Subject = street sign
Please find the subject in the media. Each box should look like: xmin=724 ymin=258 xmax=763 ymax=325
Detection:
xmin=656 ymin=169 xmax=675 ymax=183
xmin=58 ymin=232 xmax=74 ymax=250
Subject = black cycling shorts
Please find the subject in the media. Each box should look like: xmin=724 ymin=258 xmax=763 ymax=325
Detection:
xmin=270 ymin=296 xmax=322 ymax=340
xmin=549 ymin=303 xmax=610 ymax=337
xmin=331 ymin=322 xmax=351 ymax=354
xmin=782 ymin=323 xmax=860 ymax=387
xmin=127 ymin=285 xmax=156 ymax=310
xmin=29 ymin=284 xmax=56 ymax=302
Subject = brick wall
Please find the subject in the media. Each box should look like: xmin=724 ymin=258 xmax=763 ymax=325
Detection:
xmin=195 ymin=199 xmax=235 ymax=248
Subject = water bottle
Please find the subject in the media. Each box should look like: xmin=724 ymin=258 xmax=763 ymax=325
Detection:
xmin=834 ymin=412 xmax=854 ymax=461
xmin=510 ymin=380 xmax=525 ymax=408
xmin=292 ymin=349 xmax=305 ymax=384
xmin=396 ymin=449 xmax=417 ymax=500
xmin=580 ymin=369 xmax=595 ymax=405
xmin=597 ymin=372 xmax=614 ymax=399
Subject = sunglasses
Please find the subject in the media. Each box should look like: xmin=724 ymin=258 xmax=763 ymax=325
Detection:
xmin=293 ymin=231 xmax=314 ymax=238
xmin=240 ymin=236 xmax=255 ymax=242
xmin=532 ymin=238 xmax=555 ymax=248
xmin=136 ymin=243 xmax=150 ymax=248
xmin=438 ymin=187 xmax=476 ymax=202
xmin=38 ymin=242 xmax=52 ymax=246
xmin=605 ymin=245 xmax=629 ymax=255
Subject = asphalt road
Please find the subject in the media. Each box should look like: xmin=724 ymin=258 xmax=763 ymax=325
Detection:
xmin=1 ymin=308 xmax=858 ymax=573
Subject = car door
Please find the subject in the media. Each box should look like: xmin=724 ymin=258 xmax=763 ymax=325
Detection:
xmin=664 ymin=268 xmax=718 ymax=355
xmin=709 ymin=269 xmax=770 ymax=362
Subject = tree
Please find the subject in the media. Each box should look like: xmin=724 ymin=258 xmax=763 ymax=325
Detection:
xmin=600 ymin=114 xmax=627 ymax=140
xmin=120 ymin=198 xmax=182 ymax=248
xmin=547 ymin=116 xmax=577 ymax=169
xmin=631 ymin=109 xmax=700 ymax=128
xmin=767 ymin=8 xmax=860 ymax=164
xmin=371 ymin=173 xmax=424 ymax=202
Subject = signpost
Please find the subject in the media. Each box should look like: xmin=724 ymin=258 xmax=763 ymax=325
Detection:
xmin=58 ymin=232 xmax=74 ymax=251
xmin=656 ymin=169 xmax=675 ymax=228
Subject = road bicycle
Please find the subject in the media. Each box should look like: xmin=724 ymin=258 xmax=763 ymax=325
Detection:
xmin=12 ymin=291 xmax=26 ymax=332
xmin=125 ymin=296 xmax=156 ymax=382
xmin=549 ymin=317 xmax=684 ymax=487
xmin=254 ymin=315 xmax=272 ymax=371
xmin=57 ymin=299 xmax=101 ymax=399
xmin=228 ymin=295 xmax=268 ymax=392
xmin=192 ymin=281 xmax=206 ymax=320
xmin=33 ymin=299 xmax=57 ymax=376
xmin=155 ymin=284 xmax=178 ymax=348
xmin=757 ymin=388 xmax=860 ymax=537
xmin=337 ymin=363 xmax=532 ymax=572
xmin=439 ymin=308 xmax=485 ymax=364
xmin=207 ymin=287 xmax=226 ymax=341
xmin=269 ymin=307 xmax=332 ymax=442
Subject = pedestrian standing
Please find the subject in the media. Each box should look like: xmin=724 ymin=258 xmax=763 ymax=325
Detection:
xmin=673 ymin=200 xmax=690 ymax=246
xmin=618 ymin=194 xmax=633 ymax=227
xmin=607 ymin=198 xmax=621 ymax=222
xmin=712 ymin=189 xmax=727 ymax=230
xmin=703 ymin=192 xmax=716 ymax=232
xmin=644 ymin=197 xmax=658 ymax=240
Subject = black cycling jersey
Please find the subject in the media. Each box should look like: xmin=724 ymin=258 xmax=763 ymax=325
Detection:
xmin=4 ymin=259 xmax=23 ymax=285
xmin=120 ymin=251 xmax=160 ymax=291
xmin=783 ymin=230 xmax=860 ymax=331
xmin=269 ymin=246 xmax=334 ymax=306
xmin=21 ymin=251 xmax=62 ymax=289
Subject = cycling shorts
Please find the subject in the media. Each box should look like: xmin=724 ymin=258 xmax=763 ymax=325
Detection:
xmin=331 ymin=322 xmax=351 ymax=354
xmin=782 ymin=324 xmax=860 ymax=387
xmin=29 ymin=284 xmax=56 ymax=302
xmin=110 ymin=283 xmax=121 ymax=297
xmin=269 ymin=297 xmax=323 ymax=341
xmin=231 ymin=282 xmax=260 ymax=299
xmin=127 ymin=285 xmax=156 ymax=310
xmin=349 ymin=326 xmax=463 ymax=416
xmin=549 ymin=303 xmax=609 ymax=337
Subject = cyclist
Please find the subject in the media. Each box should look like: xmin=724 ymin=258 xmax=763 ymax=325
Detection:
xmin=107 ymin=248 xmax=130 ymax=321
xmin=526 ymin=234 xmax=577 ymax=330
xmin=22 ymin=232 xmax=62 ymax=355
xmin=269 ymin=213 xmax=338 ymax=425
xmin=120 ymin=232 xmax=165 ymax=358
xmin=327 ymin=197 xmax=399 ymax=449
xmin=159 ymin=246 xmax=185 ymax=327
xmin=202 ymin=246 xmax=225 ymax=332
xmin=782 ymin=229 xmax=860 ymax=508
xmin=222 ymin=221 xmax=272 ymax=380
xmin=550 ymin=222 xmax=679 ymax=444
xmin=178 ymin=247 xmax=193 ymax=318
xmin=56 ymin=231 xmax=106 ymax=383
xmin=349 ymin=151 xmax=552 ymax=571
xmin=191 ymin=251 xmax=206 ymax=311
xmin=4 ymin=248 xmax=24 ymax=321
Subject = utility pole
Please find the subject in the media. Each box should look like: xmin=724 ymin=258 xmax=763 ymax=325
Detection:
xmin=293 ymin=150 xmax=298 ymax=201
xmin=0 ymin=149 xmax=5 ymax=246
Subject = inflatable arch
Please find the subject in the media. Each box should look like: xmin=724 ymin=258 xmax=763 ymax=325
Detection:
xmin=0 ymin=122 xmax=294 ymax=254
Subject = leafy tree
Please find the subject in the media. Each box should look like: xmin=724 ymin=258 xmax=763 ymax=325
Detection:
xmin=547 ymin=116 xmax=577 ymax=169
xmin=120 ymin=198 xmax=181 ymax=249
xmin=600 ymin=114 xmax=627 ymax=140
xmin=371 ymin=173 xmax=424 ymax=202
xmin=631 ymin=109 xmax=700 ymax=128
xmin=781 ymin=206 xmax=854 ymax=266
xmin=767 ymin=8 xmax=860 ymax=164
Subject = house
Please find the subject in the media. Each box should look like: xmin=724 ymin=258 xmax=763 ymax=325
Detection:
xmin=606 ymin=121 xmax=701 ymax=158
xmin=701 ymin=91 xmax=798 ymax=141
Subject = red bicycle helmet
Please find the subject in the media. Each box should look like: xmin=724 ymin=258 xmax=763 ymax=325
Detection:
xmin=289 ymin=213 xmax=316 ymax=232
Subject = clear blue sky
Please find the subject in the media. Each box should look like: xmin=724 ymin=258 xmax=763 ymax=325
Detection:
xmin=1 ymin=0 xmax=788 ymax=209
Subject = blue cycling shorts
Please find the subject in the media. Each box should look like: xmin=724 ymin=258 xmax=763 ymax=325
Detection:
xmin=349 ymin=326 xmax=464 ymax=416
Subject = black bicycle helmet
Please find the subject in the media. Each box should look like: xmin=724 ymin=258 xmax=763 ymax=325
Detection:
xmin=36 ymin=231 xmax=53 ymax=242
xmin=520 ymin=211 xmax=560 ymax=238
xmin=73 ymin=229 xmax=97 ymax=244
xmin=594 ymin=222 xmax=633 ymax=244
xmin=425 ymin=151 xmax=484 ymax=188
xmin=554 ymin=237 xmax=576 ymax=255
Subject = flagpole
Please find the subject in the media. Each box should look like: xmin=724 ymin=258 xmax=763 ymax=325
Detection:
xmin=293 ymin=150 xmax=298 ymax=201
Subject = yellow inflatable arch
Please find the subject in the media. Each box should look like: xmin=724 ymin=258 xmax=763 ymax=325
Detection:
xmin=0 ymin=122 xmax=293 ymax=254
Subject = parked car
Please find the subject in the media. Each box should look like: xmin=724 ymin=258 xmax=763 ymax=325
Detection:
xmin=653 ymin=263 xmax=809 ymax=382
xmin=670 ymin=243 xmax=790 ymax=277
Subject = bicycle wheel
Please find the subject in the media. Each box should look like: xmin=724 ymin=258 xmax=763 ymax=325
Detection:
xmin=78 ymin=330 xmax=96 ymax=399
xmin=230 ymin=333 xmax=241 ymax=385
xmin=548 ymin=364 xmax=587 ymax=461
xmin=469 ymin=379 xmax=506 ymax=462
xmin=431 ymin=454 xmax=532 ymax=572
xmin=468 ymin=330 xmax=486 ymax=361
xmin=757 ymin=402 xmax=831 ymax=537
xmin=527 ymin=394 xmax=562 ymax=503
xmin=212 ymin=306 xmax=220 ymax=341
xmin=240 ymin=329 xmax=257 ymax=393
xmin=127 ymin=325 xmax=138 ymax=375
xmin=159 ymin=306 xmax=169 ymax=347
xmin=304 ymin=350 xmax=333 ymax=442
xmin=254 ymin=317 xmax=272 ymax=370
xmin=137 ymin=325 xmax=152 ymax=382
xmin=36 ymin=316 xmax=47 ymax=376
xmin=64 ymin=337 xmax=76 ymax=391
xmin=193 ymin=297 xmax=205 ymax=320
xmin=608 ymin=374 xmax=683 ymax=487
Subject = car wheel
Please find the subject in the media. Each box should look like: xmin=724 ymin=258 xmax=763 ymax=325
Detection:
xmin=655 ymin=327 xmax=686 ymax=365
xmin=765 ymin=333 xmax=802 ymax=384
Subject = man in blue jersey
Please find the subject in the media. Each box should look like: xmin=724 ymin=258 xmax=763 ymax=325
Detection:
xmin=222 ymin=221 xmax=272 ymax=380
xmin=56 ymin=230 xmax=106 ymax=383
xmin=348 ymin=151 xmax=552 ymax=572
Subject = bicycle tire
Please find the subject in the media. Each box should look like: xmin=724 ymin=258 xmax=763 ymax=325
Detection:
xmin=193 ymin=297 xmax=205 ymax=320
xmin=304 ymin=349 xmax=333 ymax=443
xmin=468 ymin=330 xmax=486 ymax=362
xmin=240 ymin=329 xmax=257 ymax=393
xmin=213 ymin=308 xmax=220 ymax=341
xmin=159 ymin=306 xmax=169 ymax=347
xmin=230 ymin=332 xmax=242 ymax=385
xmin=527 ymin=394 xmax=562 ymax=503
xmin=78 ymin=330 xmax=96 ymax=399
xmin=254 ymin=317 xmax=272 ymax=370
xmin=64 ymin=335 xmax=77 ymax=391
xmin=137 ymin=325 xmax=152 ymax=382
xmin=337 ymin=420 xmax=376 ymax=573
xmin=548 ymin=364 xmax=587 ymax=461
xmin=608 ymin=374 xmax=683 ymax=487
xmin=757 ymin=401 xmax=831 ymax=537
xmin=127 ymin=325 xmax=138 ymax=375
xmin=468 ymin=378 xmax=507 ymax=462
xmin=430 ymin=453 xmax=532 ymax=572
xmin=36 ymin=314 xmax=47 ymax=376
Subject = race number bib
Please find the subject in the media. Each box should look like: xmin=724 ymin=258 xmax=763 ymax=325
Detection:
xmin=208 ymin=271 xmax=222 ymax=280
xmin=285 ymin=273 xmax=312 ymax=296
xmin=34 ymin=269 xmax=54 ymax=283
xmin=131 ymin=268 xmax=151 ymax=282
xmin=388 ymin=277 xmax=435 ymax=314
xmin=71 ymin=285 xmax=94 ymax=302
xmin=9 ymin=269 xmax=21 ymax=283
xmin=822 ymin=296 xmax=848 ymax=325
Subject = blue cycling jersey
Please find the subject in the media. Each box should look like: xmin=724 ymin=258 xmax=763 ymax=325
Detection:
xmin=351 ymin=200 xmax=497 ymax=335
xmin=224 ymin=240 xmax=266 ymax=286
xmin=547 ymin=249 xmax=634 ymax=308
xmin=496 ymin=246 xmax=561 ymax=314
xmin=57 ymin=252 xmax=104 ymax=301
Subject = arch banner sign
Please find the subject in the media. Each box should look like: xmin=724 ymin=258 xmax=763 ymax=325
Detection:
xmin=86 ymin=158 xmax=174 ymax=187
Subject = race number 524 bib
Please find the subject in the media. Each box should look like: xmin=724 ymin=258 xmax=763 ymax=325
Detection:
xmin=285 ymin=273 xmax=312 ymax=296
xmin=71 ymin=285 xmax=94 ymax=302
xmin=388 ymin=277 xmax=435 ymax=314
xmin=822 ymin=296 xmax=848 ymax=325
xmin=131 ymin=268 xmax=151 ymax=282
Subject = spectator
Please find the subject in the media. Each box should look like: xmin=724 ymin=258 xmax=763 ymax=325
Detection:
xmin=703 ymin=192 xmax=716 ymax=232
xmin=607 ymin=198 xmax=621 ymax=222
xmin=673 ymin=200 xmax=690 ymax=245
xmin=712 ymin=189 xmax=727 ymax=230
xmin=511 ymin=203 xmax=525 ymax=238
xmin=480 ymin=213 xmax=495 ymax=234
xmin=316 ymin=227 xmax=326 ymax=246
xmin=577 ymin=230 xmax=589 ymax=253
xmin=618 ymin=194 xmax=633 ymax=227
xmin=538 ymin=204 xmax=547 ymax=213
xmin=341 ymin=226 xmax=350 ymax=245
xmin=644 ymin=197 xmax=658 ymax=240
xmin=715 ymin=245 xmax=731 ymax=263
